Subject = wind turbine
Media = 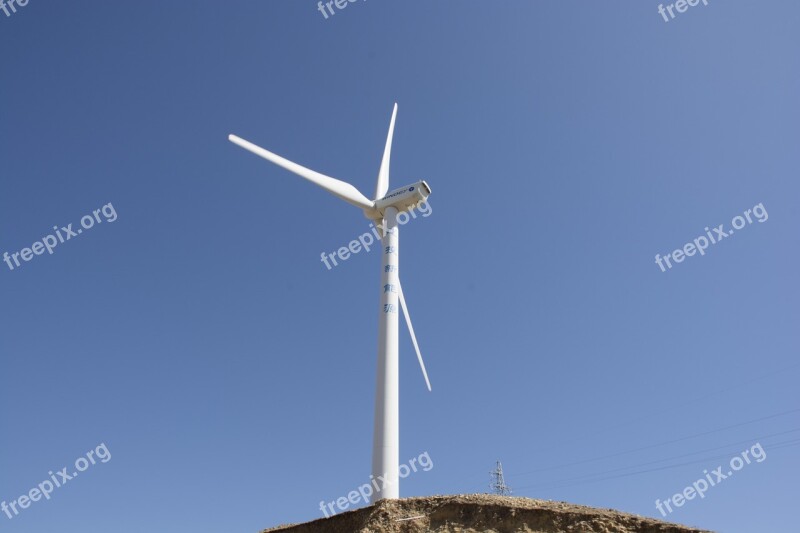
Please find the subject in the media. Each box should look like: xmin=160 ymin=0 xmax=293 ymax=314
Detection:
xmin=228 ymin=103 xmax=431 ymax=500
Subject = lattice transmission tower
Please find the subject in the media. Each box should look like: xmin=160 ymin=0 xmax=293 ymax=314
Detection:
xmin=489 ymin=460 xmax=512 ymax=496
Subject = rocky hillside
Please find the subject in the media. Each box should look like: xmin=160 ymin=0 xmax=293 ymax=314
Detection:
xmin=263 ymin=494 xmax=712 ymax=533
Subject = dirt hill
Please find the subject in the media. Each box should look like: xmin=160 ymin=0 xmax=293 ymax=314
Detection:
xmin=263 ymin=494 xmax=712 ymax=533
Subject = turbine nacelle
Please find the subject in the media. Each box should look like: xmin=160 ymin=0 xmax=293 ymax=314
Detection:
xmin=365 ymin=181 xmax=431 ymax=220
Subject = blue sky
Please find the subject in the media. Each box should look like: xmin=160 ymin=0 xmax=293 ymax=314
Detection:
xmin=1 ymin=1 xmax=797 ymax=532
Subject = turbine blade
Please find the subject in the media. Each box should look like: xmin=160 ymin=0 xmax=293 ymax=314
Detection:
xmin=374 ymin=103 xmax=398 ymax=201
xmin=228 ymin=134 xmax=374 ymax=211
xmin=398 ymin=280 xmax=432 ymax=392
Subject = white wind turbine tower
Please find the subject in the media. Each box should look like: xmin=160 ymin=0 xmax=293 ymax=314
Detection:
xmin=228 ymin=103 xmax=431 ymax=500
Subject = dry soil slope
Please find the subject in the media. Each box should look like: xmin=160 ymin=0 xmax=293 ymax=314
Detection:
xmin=263 ymin=494 xmax=713 ymax=533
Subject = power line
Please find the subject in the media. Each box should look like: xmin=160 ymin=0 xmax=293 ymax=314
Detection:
xmin=514 ymin=428 xmax=800 ymax=490
xmin=514 ymin=438 xmax=800 ymax=492
xmin=601 ymin=361 xmax=800 ymax=436
xmin=516 ymin=407 xmax=800 ymax=477
xmin=527 ymin=361 xmax=800 ymax=457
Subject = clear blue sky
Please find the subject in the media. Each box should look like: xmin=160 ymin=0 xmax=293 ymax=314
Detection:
xmin=1 ymin=1 xmax=797 ymax=532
